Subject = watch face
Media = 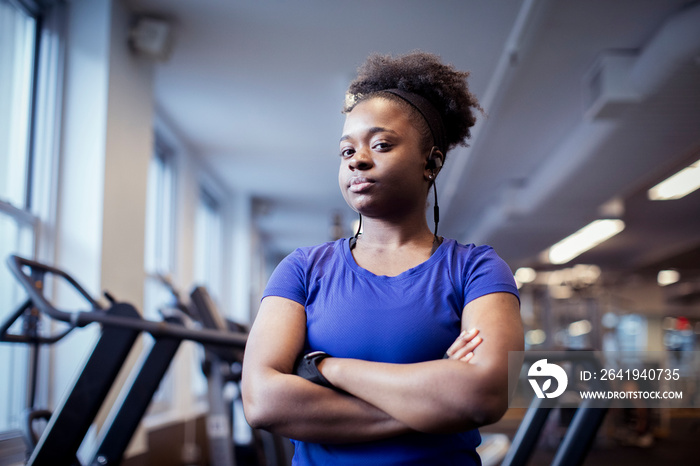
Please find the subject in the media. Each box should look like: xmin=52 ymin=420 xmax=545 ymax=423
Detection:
xmin=305 ymin=350 xmax=327 ymax=360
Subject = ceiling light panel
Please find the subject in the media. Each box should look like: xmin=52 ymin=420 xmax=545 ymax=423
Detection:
xmin=648 ymin=159 xmax=700 ymax=200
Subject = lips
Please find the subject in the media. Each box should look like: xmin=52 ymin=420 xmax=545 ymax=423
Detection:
xmin=348 ymin=176 xmax=374 ymax=193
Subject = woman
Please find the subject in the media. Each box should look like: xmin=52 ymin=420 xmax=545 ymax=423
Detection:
xmin=242 ymin=51 xmax=523 ymax=465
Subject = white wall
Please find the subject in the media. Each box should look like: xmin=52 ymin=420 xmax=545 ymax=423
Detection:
xmin=101 ymin=0 xmax=153 ymax=308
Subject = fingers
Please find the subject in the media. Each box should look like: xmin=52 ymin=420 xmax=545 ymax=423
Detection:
xmin=445 ymin=328 xmax=482 ymax=361
xmin=451 ymin=336 xmax=481 ymax=362
xmin=459 ymin=351 xmax=475 ymax=363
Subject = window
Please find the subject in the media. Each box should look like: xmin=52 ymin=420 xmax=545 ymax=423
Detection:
xmin=0 ymin=0 xmax=61 ymax=433
xmin=0 ymin=0 xmax=36 ymax=210
xmin=0 ymin=0 xmax=39 ymax=433
xmin=144 ymin=138 xmax=176 ymax=320
xmin=0 ymin=217 xmax=34 ymax=433
xmin=143 ymin=138 xmax=175 ymax=302
xmin=194 ymin=188 xmax=223 ymax=300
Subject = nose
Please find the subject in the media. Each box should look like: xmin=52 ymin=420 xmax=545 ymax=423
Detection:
xmin=348 ymin=148 xmax=373 ymax=170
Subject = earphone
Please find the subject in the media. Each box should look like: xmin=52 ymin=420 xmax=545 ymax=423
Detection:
xmin=426 ymin=146 xmax=442 ymax=241
xmin=426 ymin=146 xmax=443 ymax=171
xmin=428 ymin=156 xmax=443 ymax=169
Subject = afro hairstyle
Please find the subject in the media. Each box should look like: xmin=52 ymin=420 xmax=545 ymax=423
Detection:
xmin=343 ymin=51 xmax=483 ymax=155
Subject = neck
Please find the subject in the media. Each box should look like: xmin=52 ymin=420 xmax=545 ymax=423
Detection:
xmin=348 ymin=214 xmax=441 ymax=276
xmin=356 ymin=213 xmax=434 ymax=249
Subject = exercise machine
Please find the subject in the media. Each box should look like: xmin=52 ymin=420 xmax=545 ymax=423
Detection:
xmin=1 ymin=255 xmax=247 ymax=466
xmin=153 ymin=275 xmax=240 ymax=466
xmin=139 ymin=273 xmax=291 ymax=466
xmin=186 ymin=282 xmax=292 ymax=465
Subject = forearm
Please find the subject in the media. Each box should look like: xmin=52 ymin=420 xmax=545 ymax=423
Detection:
xmin=320 ymin=357 xmax=507 ymax=433
xmin=242 ymin=367 xmax=412 ymax=443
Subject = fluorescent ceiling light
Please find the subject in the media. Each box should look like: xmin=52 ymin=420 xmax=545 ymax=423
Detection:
xmin=568 ymin=319 xmax=592 ymax=337
xmin=525 ymin=329 xmax=546 ymax=346
xmin=514 ymin=267 xmax=537 ymax=284
xmin=548 ymin=219 xmax=625 ymax=264
xmin=648 ymin=158 xmax=700 ymax=200
xmin=657 ymin=269 xmax=680 ymax=286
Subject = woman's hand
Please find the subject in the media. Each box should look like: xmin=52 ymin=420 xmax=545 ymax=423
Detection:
xmin=445 ymin=328 xmax=482 ymax=362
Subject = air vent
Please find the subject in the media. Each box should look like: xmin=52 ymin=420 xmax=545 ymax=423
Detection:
xmin=583 ymin=51 xmax=640 ymax=119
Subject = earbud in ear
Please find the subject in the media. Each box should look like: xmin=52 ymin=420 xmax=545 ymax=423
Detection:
xmin=427 ymin=146 xmax=443 ymax=170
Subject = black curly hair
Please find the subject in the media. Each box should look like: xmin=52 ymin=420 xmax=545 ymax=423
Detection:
xmin=343 ymin=51 xmax=482 ymax=156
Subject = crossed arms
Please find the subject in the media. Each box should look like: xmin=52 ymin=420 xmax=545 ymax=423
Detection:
xmin=241 ymin=292 xmax=523 ymax=443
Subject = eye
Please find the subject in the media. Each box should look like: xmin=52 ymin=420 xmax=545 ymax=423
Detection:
xmin=339 ymin=147 xmax=355 ymax=158
xmin=372 ymin=140 xmax=392 ymax=152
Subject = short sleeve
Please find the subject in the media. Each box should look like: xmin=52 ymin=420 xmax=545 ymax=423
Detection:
xmin=463 ymin=246 xmax=519 ymax=306
xmin=262 ymin=249 xmax=308 ymax=306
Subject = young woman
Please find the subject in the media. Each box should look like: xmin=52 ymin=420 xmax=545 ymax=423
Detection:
xmin=242 ymin=51 xmax=524 ymax=465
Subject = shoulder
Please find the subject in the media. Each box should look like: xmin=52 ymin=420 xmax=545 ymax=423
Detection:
xmin=441 ymin=238 xmax=518 ymax=297
xmin=441 ymin=238 xmax=501 ymax=265
xmin=434 ymin=238 xmax=508 ymax=283
xmin=264 ymin=239 xmax=347 ymax=303
xmin=273 ymin=239 xmax=346 ymax=279
xmin=284 ymin=239 xmax=345 ymax=267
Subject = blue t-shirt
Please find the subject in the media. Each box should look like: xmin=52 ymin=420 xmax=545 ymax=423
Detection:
xmin=263 ymin=237 xmax=519 ymax=465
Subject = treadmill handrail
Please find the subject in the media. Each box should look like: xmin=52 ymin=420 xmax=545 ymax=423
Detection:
xmin=7 ymin=255 xmax=103 ymax=321
xmin=6 ymin=255 xmax=247 ymax=349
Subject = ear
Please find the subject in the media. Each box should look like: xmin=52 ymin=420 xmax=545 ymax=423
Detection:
xmin=424 ymin=147 xmax=445 ymax=179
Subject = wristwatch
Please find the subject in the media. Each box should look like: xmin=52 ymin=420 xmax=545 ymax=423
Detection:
xmin=294 ymin=350 xmax=334 ymax=388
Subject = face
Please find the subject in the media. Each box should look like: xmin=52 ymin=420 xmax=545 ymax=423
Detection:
xmin=338 ymin=97 xmax=431 ymax=219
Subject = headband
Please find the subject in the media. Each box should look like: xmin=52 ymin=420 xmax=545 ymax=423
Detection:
xmin=383 ymin=88 xmax=447 ymax=154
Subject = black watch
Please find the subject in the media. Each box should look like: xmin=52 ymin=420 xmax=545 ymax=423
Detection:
xmin=294 ymin=351 xmax=334 ymax=389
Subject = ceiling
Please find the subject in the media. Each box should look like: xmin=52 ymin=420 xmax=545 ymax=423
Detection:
xmin=127 ymin=0 xmax=700 ymax=287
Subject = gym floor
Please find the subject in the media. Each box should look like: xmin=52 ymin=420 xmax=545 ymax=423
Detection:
xmin=483 ymin=409 xmax=699 ymax=465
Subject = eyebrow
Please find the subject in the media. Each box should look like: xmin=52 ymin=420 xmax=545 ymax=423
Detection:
xmin=339 ymin=126 xmax=398 ymax=143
